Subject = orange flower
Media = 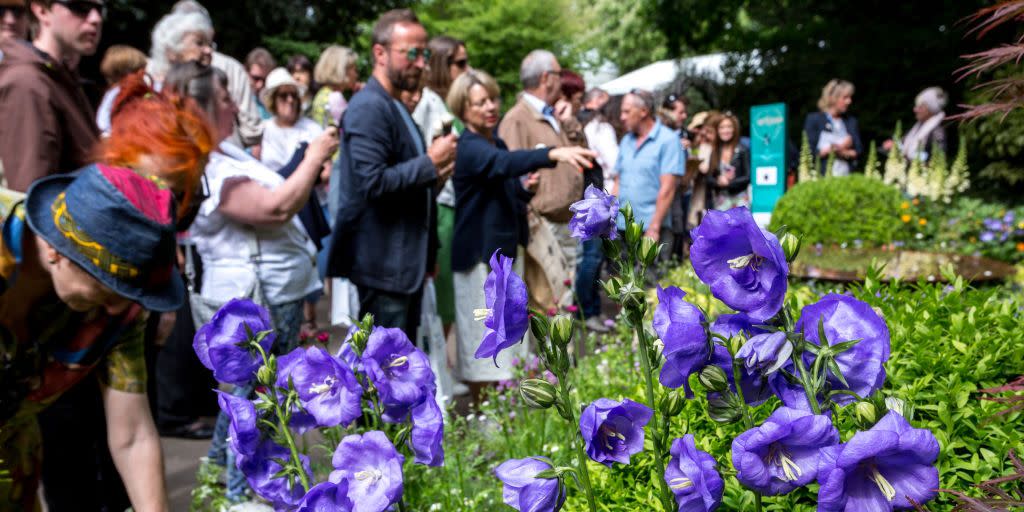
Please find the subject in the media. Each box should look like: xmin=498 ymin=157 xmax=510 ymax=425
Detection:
xmin=900 ymin=202 xmax=910 ymax=210
xmin=901 ymin=214 xmax=912 ymax=223
xmin=918 ymin=218 xmax=928 ymax=226
xmin=912 ymin=198 xmax=920 ymax=206
xmin=1017 ymin=242 xmax=1024 ymax=252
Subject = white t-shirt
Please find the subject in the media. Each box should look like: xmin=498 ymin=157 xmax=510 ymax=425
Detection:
xmin=191 ymin=149 xmax=321 ymax=305
xmin=259 ymin=117 xmax=323 ymax=171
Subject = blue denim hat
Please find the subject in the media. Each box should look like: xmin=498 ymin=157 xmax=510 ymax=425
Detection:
xmin=25 ymin=164 xmax=184 ymax=312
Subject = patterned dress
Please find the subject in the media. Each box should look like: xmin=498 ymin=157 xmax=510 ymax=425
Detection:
xmin=0 ymin=189 xmax=148 ymax=510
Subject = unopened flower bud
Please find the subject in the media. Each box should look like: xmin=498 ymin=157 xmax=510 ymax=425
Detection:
xmin=707 ymin=394 xmax=743 ymax=424
xmin=780 ymin=232 xmax=802 ymax=263
xmin=520 ymin=379 xmax=558 ymax=409
xmin=256 ymin=364 xmax=275 ymax=387
xmin=550 ymin=315 xmax=574 ymax=348
xmin=855 ymin=401 xmax=876 ymax=424
xmin=618 ymin=281 xmax=646 ymax=310
xmin=602 ymin=277 xmax=623 ymax=299
xmin=640 ymin=237 xmax=660 ymax=267
xmin=621 ymin=202 xmax=635 ymax=224
xmin=529 ymin=313 xmax=550 ymax=342
xmin=625 ymin=223 xmax=643 ymax=255
xmin=698 ymin=365 xmax=730 ymax=392
xmin=660 ymin=390 xmax=685 ymax=417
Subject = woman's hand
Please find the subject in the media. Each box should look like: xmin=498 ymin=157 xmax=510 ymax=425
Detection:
xmin=308 ymin=127 xmax=340 ymax=165
xmin=548 ymin=146 xmax=596 ymax=172
xmin=717 ymin=168 xmax=735 ymax=187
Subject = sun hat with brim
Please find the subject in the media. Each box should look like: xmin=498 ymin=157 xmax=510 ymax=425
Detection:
xmin=25 ymin=164 xmax=184 ymax=313
xmin=687 ymin=111 xmax=710 ymax=132
xmin=260 ymin=67 xmax=306 ymax=111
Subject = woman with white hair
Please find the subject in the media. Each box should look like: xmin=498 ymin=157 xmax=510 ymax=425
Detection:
xmin=803 ymin=79 xmax=862 ymax=176
xmin=147 ymin=11 xmax=214 ymax=88
xmin=258 ymin=67 xmax=325 ymax=170
xmin=884 ymin=87 xmax=948 ymax=161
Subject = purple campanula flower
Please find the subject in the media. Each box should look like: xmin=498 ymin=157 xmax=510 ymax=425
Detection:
xmin=708 ymin=345 xmax=772 ymax=406
xmin=474 ymin=250 xmax=529 ymax=365
xmin=238 ymin=439 xmax=311 ymax=510
xmin=690 ymin=207 xmax=789 ymax=322
xmin=736 ymin=331 xmax=793 ymax=376
xmin=215 ymin=390 xmax=259 ymax=458
xmin=297 ymin=480 xmax=355 ymax=511
xmin=711 ymin=312 xmax=768 ymax=341
xmin=409 ymin=394 xmax=444 ymax=466
xmin=276 ymin=346 xmax=363 ymax=428
xmin=193 ymin=298 xmax=276 ymax=385
xmin=817 ymin=411 xmax=939 ymax=511
xmin=983 ymin=217 xmax=1002 ymax=231
xmin=653 ymin=286 xmax=710 ymax=395
xmin=579 ymin=398 xmax=653 ymax=467
xmin=361 ymin=327 xmax=435 ymax=422
xmin=329 ymin=431 xmax=404 ymax=512
xmin=732 ymin=407 xmax=839 ymax=495
xmin=494 ymin=457 xmax=566 ymax=512
xmin=569 ymin=184 xmax=619 ymax=241
xmin=664 ymin=434 xmax=724 ymax=512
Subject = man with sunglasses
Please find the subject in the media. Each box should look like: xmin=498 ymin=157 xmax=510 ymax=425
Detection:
xmin=328 ymin=8 xmax=458 ymax=340
xmin=0 ymin=0 xmax=27 ymax=42
xmin=0 ymin=0 xmax=103 ymax=192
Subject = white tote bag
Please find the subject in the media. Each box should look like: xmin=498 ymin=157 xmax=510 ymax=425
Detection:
xmin=329 ymin=277 xmax=360 ymax=330
xmin=418 ymin=278 xmax=454 ymax=407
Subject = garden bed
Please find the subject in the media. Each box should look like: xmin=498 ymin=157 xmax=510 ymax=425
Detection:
xmin=790 ymin=247 xmax=1016 ymax=283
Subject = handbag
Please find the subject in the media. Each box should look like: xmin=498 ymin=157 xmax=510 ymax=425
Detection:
xmin=186 ymin=232 xmax=268 ymax=330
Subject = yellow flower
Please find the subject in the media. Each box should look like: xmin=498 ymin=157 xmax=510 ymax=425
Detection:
xmin=1018 ymin=221 xmax=1024 ymax=230
xmin=901 ymin=215 xmax=912 ymax=223
xmin=918 ymin=218 xmax=928 ymax=226
xmin=900 ymin=202 xmax=910 ymax=210
xmin=970 ymin=237 xmax=977 ymax=243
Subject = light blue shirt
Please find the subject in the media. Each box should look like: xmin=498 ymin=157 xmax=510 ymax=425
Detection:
xmin=393 ymin=99 xmax=426 ymax=155
xmin=614 ymin=120 xmax=684 ymax=231
xmin=522 ymin=92 xmax=560 ymax=134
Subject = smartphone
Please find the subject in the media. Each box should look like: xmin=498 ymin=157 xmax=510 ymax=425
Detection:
xmin=440 ymin=118 xmax=453 ymax=137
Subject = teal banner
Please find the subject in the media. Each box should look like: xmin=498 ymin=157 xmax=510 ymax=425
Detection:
xmin=749 ymin=103 xmax=787 ymax=224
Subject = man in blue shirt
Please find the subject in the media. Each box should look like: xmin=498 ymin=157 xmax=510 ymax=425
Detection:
xmin=612 ymin=89 xmax=683 ymax=254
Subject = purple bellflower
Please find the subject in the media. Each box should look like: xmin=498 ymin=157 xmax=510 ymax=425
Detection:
xmin=494 ymin=457 xmax=566 ymax=512
xmin=193 ymin=298 xmax=275 ymax=385
xmin=275 ymin=346 xmax=363 ymax=428
xmin=817 ymin=411 xmax=939 ymax=511
xmin=215 ymin=390 xmax=259 ymax=458
xmin=409 ymin=393 xmax=445 ymax=466
xmin=736 ymin=332 xmax=793 ymax=377
xmin=710 ymin=312 xmax=768 ymax=341
xmin=568 ymin=184 xmax=619 ymax=241
xmin=579 ymin=398 xmax=653 ymax=467
xmin=297 ymin=480 xmax=355 ymax=512
xmin=708 ymin=345 xmax=772 ymax=406
xmin=474 ymin=250 xmax=529 ymax=365
xmin=329 ymin=431 xmax=405 ymax=512
xmin=653 ymin=286 xmax=710 ymax=395
xmin=664 ymin=434 xmax=724 ymax=512
xmin=238 ymin=440 xmax=312 ymax=511
xmin=361 ymin=327 xmax=435 ymax=422
xmin=731 ymin=407 xmax=839 ymax=496
xmin=690 ymin=207 xmax=789 ymax=322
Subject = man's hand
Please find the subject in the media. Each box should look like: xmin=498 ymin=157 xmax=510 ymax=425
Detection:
xmin=436 ymin=161 xmax=455 ymax=182
xmin=644 ymin=225 xmax=661 ymax=241
xmin=428 ymin=133 xmax=458 ymax=172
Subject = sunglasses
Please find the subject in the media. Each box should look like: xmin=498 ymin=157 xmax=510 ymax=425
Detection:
xmin=276 ymin=91 xmax=299 ymax=101
xmin=392 ymin=46 xmax=431 ymax=61
xmin=53 ymin=0 xmax=106 ymax=19
xmin=0 ymin=5 xmax=25 ymax=17
xmin=452 ymin=58 xmax=469 ymax=70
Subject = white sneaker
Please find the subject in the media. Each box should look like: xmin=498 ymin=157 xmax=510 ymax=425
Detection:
xmin=585 ymin=316 xmax=610 ymax=333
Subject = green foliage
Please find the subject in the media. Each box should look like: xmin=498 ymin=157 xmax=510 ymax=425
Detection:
xmin=960 ymin=68 xmax=1024 ymax=197
xmin=576 ymin=0 xmax=668 ymax=74
xmin=898 ymin=196 xmax=1024 ymax=263
xmin=770 ymin=175 xmax=902 ymax=246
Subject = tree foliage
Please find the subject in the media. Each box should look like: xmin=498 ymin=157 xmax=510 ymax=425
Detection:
xmin=576 ymin=0 xmax=668 ymax=75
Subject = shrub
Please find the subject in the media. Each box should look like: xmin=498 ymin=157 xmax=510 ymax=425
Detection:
xmin=770 ymin=175 xmax=902 ymax=246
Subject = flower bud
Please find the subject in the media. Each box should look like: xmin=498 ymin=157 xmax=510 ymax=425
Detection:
xmin=625 ymin=223 xmax=643 ymax=255
xmin=780 ymin=232 xmax=802 ymax=263
xmin=601 ymin=238 xmax=620 ymax=260
xmin=618 ymin=281 xmax=646 ymax=310
xmin=621 ymin=202 xmax=634 ymax=224
xmin=707 ymin=394 xmax=743 ymax=424
xmin=529 ymin=313 xmax=550 ymax=343
xmin=640 ymin=237 xmax=660 ymax=267
xmin=550 ymin=315 xmax=574 ymax=348
xmin=256 ymin=364 xmax=275 ymax=387
xmin=520 ymin=379 xmax=558 ymax=410
xmin=698 ymin=365 xmax=730 ymax=393
xmin=660 ymin=390 xmax=685 ymax=417
xmin=602 ymin=277 xmax=622 ymax=299
xmin=855 ymin=401 xmax=876 ymax=424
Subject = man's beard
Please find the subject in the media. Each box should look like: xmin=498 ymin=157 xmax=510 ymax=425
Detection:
xmin=388 ymin=66 xmax=422 ymax=92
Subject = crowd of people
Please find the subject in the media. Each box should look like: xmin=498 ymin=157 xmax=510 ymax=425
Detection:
xmin=0 ymin=0 xmax=955 ymax=508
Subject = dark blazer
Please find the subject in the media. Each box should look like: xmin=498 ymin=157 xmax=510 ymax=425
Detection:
xmin=804 ymin=111 xmax=863 ymax=173
xmin=451 ymin=130 xmax=552 ymax=272
xmin=326 ymin=77 xmax=438 ymax=293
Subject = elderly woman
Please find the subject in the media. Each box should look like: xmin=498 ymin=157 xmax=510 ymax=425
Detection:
xmin=164 ymin=61 xmax=338 ymax=502
xmin=257 ymin=67 xmax=325 ymax=171
xmin=310 ymin=45 xmax=360 ymax=128
xmin=885 ymin=86 xmax=948 ymax=161
xmin=447 ymin=69 xmax=593 ymax=399
xmin=147 ymin=11 xmax=214 ymax=88
xmin=804 ymin=79 xmax=862 ymax=176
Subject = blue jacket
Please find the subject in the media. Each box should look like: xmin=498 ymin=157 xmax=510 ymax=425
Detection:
xmin=803 ymin=111 xmax=863 ymax=172
xmin=326 ymin=77 xmax=438 ymax=293
xmin=451 ymin=131 xmax=552 ymax=272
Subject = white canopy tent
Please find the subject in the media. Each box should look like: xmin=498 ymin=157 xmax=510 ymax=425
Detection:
xmin=598 ymin=54 xmax=729 ymax=95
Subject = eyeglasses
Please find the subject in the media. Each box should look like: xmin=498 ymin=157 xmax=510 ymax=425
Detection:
xmin=186 ymin=35 xmax=217 ymax=51
xmin=391 ymin=46 xmax=431 ymax=62
xmin=0 ymin=5 xmax=25 ymax=18
xmin=452 ymin=58 xmax=469 ymax=70
xmin=276 ymin=91 xmax=299 ymax=101
xmin=52 ymin=0 xmax=106 ymax=19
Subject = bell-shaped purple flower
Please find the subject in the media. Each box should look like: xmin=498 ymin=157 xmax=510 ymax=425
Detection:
xmin=568 ymin=184 xmax=619 ymax=241
xmin=785 ymin=293 xmax=891 ymax=408
xmin=732 ymin=407 xmax=839 ymax=496
xmin=329 ymin=431 xmax=405 ymax=512
xmin=653 ymin=286 xmax=710 ymax=395
xmin=690 ymin=207 xmax=788 ymax=322
xmin=708 ymin=345 xmax=772 ymax=406
xmin=361 ymin=327 xmax=435 ymax=422
xmin=494 ymin=457 xmax=566 ymax=512
xmin=579 ymin=398 xmax=653 ymax=467
xmin=276 ymin=346 xmax=363 ymax=428
xmin=736 ymin=332 xmax=793 ymax=376
xmin=238 ymin=439 xmax=312 ymax=510
xmin=409 ymin=394 xmax=444 ymax=466
xmin=474 ymin=250 xmax=529 ymax=365
xmin=664 ymin=434 xmax=724 ymax=512
xmin=215 ymin=390 xmax=259 ymax=458
xmin=193 ymin=298 xmax=276 ymax=385
xmin=297 ymin=480 xmax=355 ymax=512
xmin=817 ymin=411 xmax=939 ymax=511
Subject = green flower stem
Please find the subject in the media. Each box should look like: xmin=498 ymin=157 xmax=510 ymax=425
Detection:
xmin=632 ymin=311 xmax=678 ymax=512
xmin=794 ymin=353 xmax=824 ymax=415
xmin=555 ymin=375 xmax=598 ymax=512
xmin=251 ymin=341 xmax=312 ymax=492
xmin=731 ymin=358 xmax=764 ymax=512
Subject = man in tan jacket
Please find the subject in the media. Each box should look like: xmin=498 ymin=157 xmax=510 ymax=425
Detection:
xmin=498 ymin=49 xmax=587 ymax=312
